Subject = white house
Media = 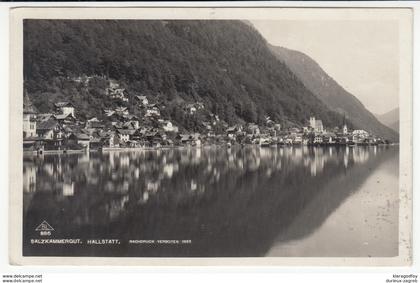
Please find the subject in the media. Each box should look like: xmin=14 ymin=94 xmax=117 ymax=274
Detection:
xmin=135 ymin=95 xmax=149 ymax=106
xmin=54 ymin=102 xmax=75 ymax=117
xmin=314 ymin=135 xmax=323 ymax=144
xmin=309 ymin=116 xmax=324 ymax=133
xmin=145 ymin=107 xmax=160 ymax=117
xmin=162 ymin=121 xmax=178 ymax=132
xmin=115 ymin=106 xmax=129 ymax=116
xmin=117 ymin=129 xmax=135 ymax=143
xmin=23 ymin=113 xmax=37 ymax=138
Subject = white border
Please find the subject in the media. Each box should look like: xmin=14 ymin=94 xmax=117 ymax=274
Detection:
xmin=1 ymin=2 xmax=411 ymax=276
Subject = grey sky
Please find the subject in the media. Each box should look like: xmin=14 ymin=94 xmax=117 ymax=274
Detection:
xmin=251 ymin=20 xmax=399 ymax=115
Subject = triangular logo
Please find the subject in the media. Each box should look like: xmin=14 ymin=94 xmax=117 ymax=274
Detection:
xmin=35 ymin=220 xmax=54 ymax=231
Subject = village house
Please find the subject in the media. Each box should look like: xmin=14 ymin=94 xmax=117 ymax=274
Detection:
xmin=54 ymin=102 xmax=75 ymax=117
xmin=36 ymin=113 xmax=55 ymax=123
xmin=160 ymin=120 xmax=178 ymax=133
xmin=292 ymin=133 xmax=303 ymax=145
xmin=176 ymin=134 xmax=191 ymax=146
xmin=104 ymin=109 xmax=116 ymax=117
xmin=145 ymin=104 xmax=160 ymax=117
xmin=352 ymin=129 xmax=369 ymax=139
xmin=116 ymin=129 xmax=136 ymax=143
xmin=190 ymin=133 xmax=202 ymax=146
xmin=86 ymin=118 xmax=105 ymax=130
xmin=99 ymin=131 xmax=119 ymax=148
xmin=115 ymin=106 xmax=129 ymax=116
xmin=123 ymin=120 xmax=140 ymax=130
xmin=36 ymin=120 xmax=64 ymax=140
xmin=36 ymin=120 xmax=65 ymax=150
xmin=68 ymin=133 xmax=90 ymax=150
xmin=55 ymin=113 xmax=77 ymax=125
xmin=89 ymin=133 xmax=103 ymax=150
xmin=23 ymin=109 xmax=37 ymax=138
xmin=309 ymin=116 xmax=324 ymax=133
xmin=144 ymin=130 xmax=166 ymax=147
xmin=323 ymin=133 xmax=337 ymax=144
xmin=265 ymin=116 xmax=274 ymax=127
xmin=227 ymin=125 xmax=243 ymax=134
xmin=135 ymin=95 xmax=149 ymax=106
xmin=314 ymin=135 xmax=323 ymax=144
xmin=184 ymin=102 xmax=204 ymax=115
xmin=107 ymin=80 xmax=128 ymax=102
xmin=247 ymin=123 xmax=260 ymax=136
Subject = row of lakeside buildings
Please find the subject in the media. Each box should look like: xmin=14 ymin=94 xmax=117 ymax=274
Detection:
xmin=23 ymin=99 xmax=391 ymax=154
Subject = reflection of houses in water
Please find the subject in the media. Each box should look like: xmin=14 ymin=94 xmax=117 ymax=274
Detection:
xmin=78 ymin=151 xmax=90 ymax=163
xmin=120 ymin=154 xmax=130 ymax=168
xmin=43 ymin=163 xmax=54 ymax=176
xmin=194 ymin=148 xmax=202 ymax=160
xmin=190 ymin=180 xmax=197 ymax=191
xmin=121 ymin=181 xmax=129 ymax=193
xmin=189 ymin=179 xmax=205 ymax=194
xmin=23 ymin=163 xmax=37 ymax=193
xmin=306 ymin=148 xmax=326 ymax=177
xmin=246 ymin=148 xmax=261 ymax=172
xmin=22 ymin=145 xmax=394 ymax=258
xmin=108 ymin=151 xmax=117 ymax=169
xmin=147 ymin=181 xmax=160 ymax=193
xmin=211 ymin=168 xmax=221 ymax=182
xmin=23 ymin=163 xmax=37 ymax=215
xmin=62 ymin=182 xmax=74 ymax=196
xmin=344 ymin=146 xmax=350 ymax=168
xmin=290 ymin=147 xmax=303 ymax=164
xmin=163 ymin=163 xmax=179 ymax=178
xmin=139 ymin=191 xmax=149 ymax=204
xmin=352 ymin=147 xmax=370 ymax=164
xmin=108 ymin=195 xmax=129 ymax=220
xmin=134 ymin=168 xmax=140 ymax=179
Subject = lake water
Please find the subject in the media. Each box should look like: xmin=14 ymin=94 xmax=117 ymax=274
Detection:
xmin=23 ymin=145 xmax=399 ymax=257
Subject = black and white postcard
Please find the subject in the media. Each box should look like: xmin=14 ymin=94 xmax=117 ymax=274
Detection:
xmin=9 ymin=7 xmax=413 ymax=265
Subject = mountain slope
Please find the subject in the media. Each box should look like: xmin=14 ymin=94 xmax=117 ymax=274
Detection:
xmin=376 ymin=108 xmax=399 ymax=133
xmin=24 ymin=20 xmax=348 ymax=131
xmin=269 ymin=45 xmax=399 ymax=141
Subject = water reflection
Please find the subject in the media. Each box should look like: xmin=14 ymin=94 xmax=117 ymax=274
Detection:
xmin=23 ymin=145 xmax=398 ymax=257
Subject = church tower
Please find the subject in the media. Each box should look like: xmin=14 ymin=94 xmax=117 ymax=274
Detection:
xmin=342 ymin=113 xmax=348 ymax=134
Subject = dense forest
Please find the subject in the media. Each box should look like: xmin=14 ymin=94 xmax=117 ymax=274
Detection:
xmin=24 ymin=20 xmax=349 ymax=130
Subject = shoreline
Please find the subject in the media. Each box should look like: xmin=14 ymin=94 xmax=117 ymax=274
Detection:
xmin=23 ymin=143 xmax=399 ymax=156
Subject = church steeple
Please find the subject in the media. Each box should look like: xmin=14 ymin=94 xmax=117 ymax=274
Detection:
xmin=342 ymin=113 xmax=348 ymax=134
xmin=23 ymin=89 xmax=38 ymax=114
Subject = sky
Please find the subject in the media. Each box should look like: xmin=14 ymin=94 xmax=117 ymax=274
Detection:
xmin=251 ymin=20 xmax=399 ymax=115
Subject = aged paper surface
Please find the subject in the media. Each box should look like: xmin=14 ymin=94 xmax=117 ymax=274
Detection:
xmin=9 ymin=7 xmax=413 ymax=265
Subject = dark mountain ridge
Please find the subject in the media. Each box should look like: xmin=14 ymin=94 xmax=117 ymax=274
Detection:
xmin=269 ymin=45 xmax=399 ymax=141
xmin=24 ymin=20 xmax=349 ymax=132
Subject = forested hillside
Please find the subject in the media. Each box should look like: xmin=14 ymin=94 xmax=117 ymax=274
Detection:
xmin=24 ymin=20 xmax=347 ymax=131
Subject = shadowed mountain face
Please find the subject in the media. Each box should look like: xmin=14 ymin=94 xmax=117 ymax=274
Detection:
xmin=269 ymin=46 xmax=399 ymax=142
xmin=24 ymin=20 xmax=348 ymax=129
xmin=376 ymin=108 xmax=399 ymax=133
